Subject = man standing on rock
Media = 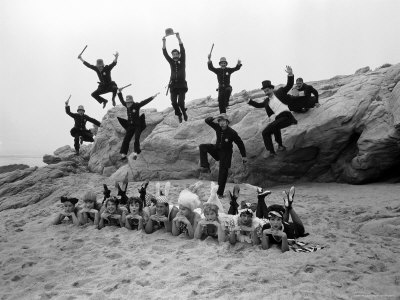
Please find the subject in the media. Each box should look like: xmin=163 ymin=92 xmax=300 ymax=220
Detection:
xmin=78 ymin=52 xmax=119 ymax=108
xmin=117 ymin=89 xmax=159 ymax=161
xmin=162 ymin=32 xmax=188 ymax=123
xmin=246 ymin=66 xmax=298 ymax=158
xmin=208 ymin=55 xmax=242 ymax=113
xmin=199 ymin=114 xmax=247 ymax=198
xmin=288 ymin=78 xmax=320 ymax=113
xmin=65 ymin=99 xmax=101 ymax=155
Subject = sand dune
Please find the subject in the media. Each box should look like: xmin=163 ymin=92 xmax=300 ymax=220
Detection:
xmin=1 ymin=180 xmax=399 ymax=299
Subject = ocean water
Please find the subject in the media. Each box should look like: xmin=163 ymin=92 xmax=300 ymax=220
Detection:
xmin=0 ymin=155 xmax=46 ymax=167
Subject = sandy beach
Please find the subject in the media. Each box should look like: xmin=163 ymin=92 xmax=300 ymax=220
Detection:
xmin=1 ymin=179 xmax=399 ymax=299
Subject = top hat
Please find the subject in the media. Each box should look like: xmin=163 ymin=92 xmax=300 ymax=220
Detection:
xmin=165 ymin=28 xmax=175 ymax=36
xmin=77 ymin=105 xmax=85 ymax=112
xmin=261 ymin=80 xmax=274 ymax=90
xmin=219 ymin=57 xmax=228 ymax=66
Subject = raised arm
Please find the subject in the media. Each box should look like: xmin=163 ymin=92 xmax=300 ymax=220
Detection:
xmin=207 ymin=59 xmax=218 ymax=74
xmin=230 ymin=60 xmax=242 ymax=73
xmin=65 ymin=105 xmax=75 ymax=118
xmin=205 ymin=116 xmax=220 ymax=131
xmin=138 ymin=93 xmax=159 ymax=108
xmin=280 ymin=65 xmax=294 ymax=94
xmin=117 ymin=91 xmax=127 ymax=107
xmin=176 ymin=33 xmax=185 ymax=62
xmin=162 ymin=37 xmax=173 ymax=63
xmin=108 ymin=52 xmax=119 ymax=71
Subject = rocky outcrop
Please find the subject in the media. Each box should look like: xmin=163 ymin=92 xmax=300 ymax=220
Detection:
xmin=0 ymin=164 xmax=29 ymax=174
xmin=54 ymin=64 xmax=400 ymax=186
xmin=43 ymin=145 xmax=92 ymax=168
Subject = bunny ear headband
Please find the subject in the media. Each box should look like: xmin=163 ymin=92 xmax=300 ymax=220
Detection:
xmin=61 ymin=196 xmax=79 ymax=205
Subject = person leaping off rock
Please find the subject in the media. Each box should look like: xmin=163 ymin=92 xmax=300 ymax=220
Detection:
xmin=207 ymin=54 xmax=242 ymax=113
xmin=65 ymin=98 xmax=100 ymax=155
xmin=246 ymin=66 xmax=298 ymax=158
xmin=78 ymin=51 xmax=119 ymax=108
xmin=117 ymin=89 xmax=159 ymax=161
xmin=162 ymin=32 xmax=188 ymax=123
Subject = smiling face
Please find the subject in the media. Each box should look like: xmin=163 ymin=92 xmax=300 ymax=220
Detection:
xmin=83 ymin=200 xmax=94 ymax=210
xmin=156 ymin=202 xmax=167 ymax=216
xmin=239 ymin=213 xmax=252 ymax=226
xmin=269 ymin=215 xmax=283 ymax=230
xmin=219 ymin=61 xmax=227 ymax=69
xmin=218 ymin=119 xmax=228 ymax=130
xmin=296 ymin=79 xmax=304 ymax=89
xmin=63 ymin=201 xmax=75 ymax=213
xmin=106 ymin=201 xmax=117 ymax=214
xmin=263 ymin=87 xmax=274 ymax=97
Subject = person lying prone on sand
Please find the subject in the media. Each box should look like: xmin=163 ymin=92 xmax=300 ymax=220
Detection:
xmin=125 ymin=197 xmax=149 ymax=231
xmin=261 ymin=187 xmax=306 ymax=253
xmin=78 ymin=191 xmax=101 ymax=226
xmin=229 ymin=209 xmax=260 ymax=245
xmin=194 ymin=203 xmax=226 ymax=243
xmin=145 ymin=182 xmax=178 ymax=234
xmin=98 ymin=197 xmax=124 ymax=229
xmin=172 ymin=190 xmax=201 ymax=239
xmin=52 ymin=197 xmax=80 ymax=226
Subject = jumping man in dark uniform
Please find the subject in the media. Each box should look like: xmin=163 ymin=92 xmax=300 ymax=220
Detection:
xmin=162 ymin=32 xmax=188 ymax=123
xmin=78 ymin=52 xmax=119 ymax=108
xmin=246 ymin=66 xmax=298 ymax=158
xmin=65 ymin=99 xmax=101 ymax=155
xmin=199 ymin=113 xmax=247 ymax=198
xmin=208 ymin=55 xmax=242 ymax=113
xmin=117 ymin=89 xmax=159 ymax=160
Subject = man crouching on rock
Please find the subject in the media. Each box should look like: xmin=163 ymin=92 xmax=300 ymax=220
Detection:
xmin=199 ymin=113 xmax=247 ymax=199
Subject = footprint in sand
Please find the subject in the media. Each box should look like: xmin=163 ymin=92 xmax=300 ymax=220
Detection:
xmin=21 ymin=261 xmax=37 ymax=269
xmin=105 ymin=253 xmax=122 ymax=260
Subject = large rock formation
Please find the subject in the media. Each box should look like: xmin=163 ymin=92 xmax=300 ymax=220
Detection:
xmin=49 ymin=64 xmax=400 ymax=186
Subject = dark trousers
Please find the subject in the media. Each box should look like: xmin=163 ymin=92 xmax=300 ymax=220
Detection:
xmin=120 ymin=125 xmax=142 ymax=155
xmin=262 ymin=111 xmax=296 ymax=153
xmin=199 ymin=144 xmax=232 ymax=196
xmin=288 ymin=96 xmax=317 ymax=112
xmin=70 ymin=128 xmax=94 ymax=152
xmin=170 ymin=88 xmax=187 ymax=116
xmin=217 ymin=86 xmax=232 ymax=113
xmin=91 ymin=82 xmax=118 ymax=104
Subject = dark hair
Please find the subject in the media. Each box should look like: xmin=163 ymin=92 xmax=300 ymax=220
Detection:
xmin=267 ymin=204 xmax=285 ymax=215
xmin=127 ymin=197 xmax=143 ymax=213
xmin=296 ymin=77 xmax=304 ymax=83
xmin=171 ymin=49 xmax=180 ymax=55
xmin=105 ymin=197 xmax=119 ymax=208
xmin=240 ymin=209 xmax=253 ymax=218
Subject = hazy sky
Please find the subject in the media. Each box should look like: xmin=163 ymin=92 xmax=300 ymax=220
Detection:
xmin=1 ymin=0 xmax=399 ymax=155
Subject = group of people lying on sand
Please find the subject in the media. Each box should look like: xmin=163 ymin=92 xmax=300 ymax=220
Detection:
xmin=52 ymin=180 xmax=307 ymax=253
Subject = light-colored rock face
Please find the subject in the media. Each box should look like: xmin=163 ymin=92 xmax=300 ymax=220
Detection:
xmin=52 ymin=64 xmax=400 ymax=185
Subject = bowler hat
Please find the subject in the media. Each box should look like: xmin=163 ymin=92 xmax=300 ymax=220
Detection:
xmin=261 ymin=80 xmax=274 ymax=90
xmin=219 ymin=57 xmax=228 ymax=66
xmin=77 ymin=105 xmax=85 ymax=112
xmin=165 ymin=28 xmax=175 ymax=36
xmin=216 ymin=113 xmax=230 ymax=123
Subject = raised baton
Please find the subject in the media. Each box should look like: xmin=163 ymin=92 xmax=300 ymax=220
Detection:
xmin=78 ymin=45 xmax=87 ymax=58
xmin=119 ymin=83 xmax=132 ymax=91
xmin=209 ymin=43 xmax=214 ymax=56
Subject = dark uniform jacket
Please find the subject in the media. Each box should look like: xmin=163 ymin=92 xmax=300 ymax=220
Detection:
xmin=297 ymin=83 xmax=319 ymax=103
xmin=205 ymin=117 xmax=246 ymax=157
xmin=65 ymin=106 xmax=100 ymax=130
xmin=83 ymin=60 xmax=117 ymax=86
xmin=163 ymin=44 xmax=187 ymax=90
xmin=208 ymin=61 xmax=242 ymax=88
xmin=117 ymin=92 xmax=154 ymax=129
xmin=248 ymin=75 xmax=297 ymax=124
